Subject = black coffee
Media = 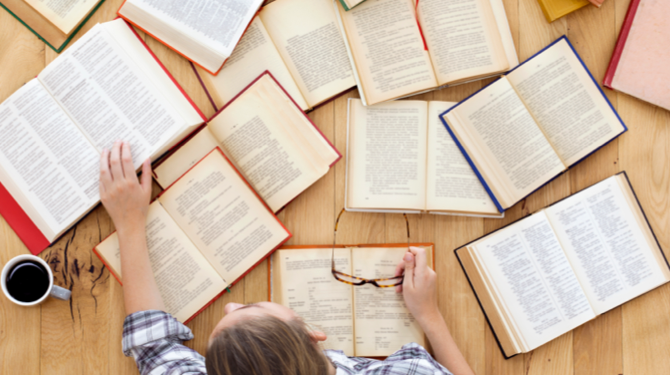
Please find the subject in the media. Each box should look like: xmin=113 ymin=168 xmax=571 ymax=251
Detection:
xmin=5 ymin=261 xmax=50 ymax=303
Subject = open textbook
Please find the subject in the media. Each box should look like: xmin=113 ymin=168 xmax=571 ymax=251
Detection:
xmin=152 ymin=72 xmax=341 ymax=213
xmin=456 ymin=173 xmax=670 ymax=358
xmin=118 ymin=0 xmax=263 ymax=75
xmin=271 ymin=244 xmax=433 ymax=357
xmin=95 ymin=149 xmax=291 ymax=323
xmin=0 ymin=0 xmax=104 ymax=52
xmin=441 ymin=36 xmax=627 ymax=213
xmin=345 ymin=99 xmax=501 ymax=217
xmin=0 ymin=19 xmax=205 ymax=255
xmin=334 ymin=0 xmax=518 ymax=106
xmin=195 ymin=0 xmax=356 ymax=112
xmin=20 ymin=0 xmax=102 ymax=35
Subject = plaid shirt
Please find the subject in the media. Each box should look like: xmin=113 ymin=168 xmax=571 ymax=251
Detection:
xmin=123 ymin=310 xmax=453 ymax=375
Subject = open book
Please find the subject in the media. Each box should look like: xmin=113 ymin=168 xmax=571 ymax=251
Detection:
xmin=441 ymin=36 xmax=627 ymax=213
xmin=456 ymin=173 xmax=670 ymax=358
xmin=270 ymin=244 xmax=433 ymax=357
xmin=1 ymin=0 xmax=104 ymax=52
xmin=337 ymin=0 xmax=366 ymax=11
xmin=334 ymin=0 xmax=518 ymax=106
xmin=345 ymin=99 xmax=501 ymax=218
xmin=196 ymin=0 xmax=355 ymax=112
xmin=20 ymin=0 xmax=102 ymax=35
xmin=152 ymin=72 xmax=341 ymax=213
xmin=118 ymin=0 xmax=263 ymax=75
xmin=94 ymin=149 xmax=291 ymax=323
xmin=0 ymin=19 xmax=205 ymax=255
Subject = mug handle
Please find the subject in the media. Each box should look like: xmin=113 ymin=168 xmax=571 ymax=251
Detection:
xmin=50 ymin=285 xmax=71 ymax=301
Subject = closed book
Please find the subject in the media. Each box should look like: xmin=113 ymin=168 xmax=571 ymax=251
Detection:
xmin=536 ymin=0 xmax=589 ymax=22
xmin=603 ymin=0 xmax=670 ymax=112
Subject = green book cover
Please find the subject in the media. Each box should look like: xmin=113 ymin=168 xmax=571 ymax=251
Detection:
xmin=0 ymin=0 xmax=105 ymax=53
xmin=338 ymin=0 xmax=351 ymax=11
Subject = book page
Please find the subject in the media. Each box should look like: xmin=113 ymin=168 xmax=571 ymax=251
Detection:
xmin=37 ymin=22 xmax=191 ymax=169
xmin=121 ymin=0 xmax=262 ymax=72
xmin=158 ymin=150 xmax=289 ymax=284
xmin=352 ymin=247 xmax=425 ymax=357
xmin=444 ymin=77 xmax=565 ymax=209
xmin=507 ymin=39 xmax=625 ymax=166
xmin=472 ymin=212 xmax=595 ymax=351
xmin=260 ymin=0 xmax=355 ymax=108
xmin=337 ymin=0 xmax=438 ymax=105
xmin=207 ymin=75 xmax=338 ymax=212
xmin=153 ymin=128 xmax=220 ymax=189
xmin=426 ymin=101 xmax=499 ymax=215
xmin=205 ymin=17 xmax=309 ymax=111
xmin=545 ymin=175 xmax=670 ymax=315
xmin=346 ymin=99 xmax=427 ymax=211
xmin=23 ymin=0 xmax=99 ymax=34
xmin=274 ymin=248 xmax=355 ymax=355
xmin=0 ymin=80 xmax=100 ymax=241
xmin=418 ymin=0 xmax=509 ymax=85
xmin=94 ymin=201 xmax=227 ymax=323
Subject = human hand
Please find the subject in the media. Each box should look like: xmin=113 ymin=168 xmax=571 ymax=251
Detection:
xmin=99 ymin=141 xmax=152 ymax=235
xmin=395 ymin=246 xmax=440 ymax=323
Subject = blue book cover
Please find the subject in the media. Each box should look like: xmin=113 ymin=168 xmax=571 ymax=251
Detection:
xmin=440 ymin=36 xmax=627 ymax=213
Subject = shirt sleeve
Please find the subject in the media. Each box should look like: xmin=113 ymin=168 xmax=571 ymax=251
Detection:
xmin=383 ymin=343 xmax=453 ymax=375
xmin=122 ymin=310 xmax=207 ymax=375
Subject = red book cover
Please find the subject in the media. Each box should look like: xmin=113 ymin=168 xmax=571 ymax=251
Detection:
xmin=0 ymin=20 xmax=205 ymax=255
xmin=93 ymin=147 xmax=292 ymax=324
xmin=603 ymin=0 xmax=641 ymax=88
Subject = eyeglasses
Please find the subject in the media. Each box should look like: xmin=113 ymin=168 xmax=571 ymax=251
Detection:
xmin=331 ymin=209 xmax=410 ymax=288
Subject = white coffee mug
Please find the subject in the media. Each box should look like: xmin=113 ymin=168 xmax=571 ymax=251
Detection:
xmin=1 ymin=254 xmax=71 ymax=306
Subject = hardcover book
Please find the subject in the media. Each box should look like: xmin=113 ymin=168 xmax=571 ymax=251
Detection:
xmin=334 ymin=0 xmax=519 ymax=106
xmin=95 ymin=148 xmax=291 ymax=323
xmin=0 ymin=19 xmax=205 ymax=255
xmin=337 ymin=0 xmax=366 ymax=11
xmin=152 ymin=72 xmax=342 ymax=213
xmin=603 ymin=0 xmax=670 ymax=112
xmin=456 ymin=172 xmax=670 ymax=358
xmin=117 ymin=0 xmax=263 ymax=75
xmin=0 ymin=0 xmax=105 ymax=52
xmin=194 ymin=0 xmax=356 ymax=112
xmin=345 ymin=99 xmax=501 ymax=218
xmin=270 ymin=244 xmax=434 ymax=357
xmin=440 ymin=36 xmax=627 ymax=213
xmin=535 ymin=0 xmax=589 ymax=22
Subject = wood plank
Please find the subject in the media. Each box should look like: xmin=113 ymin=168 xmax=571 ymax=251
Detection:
xmin=0 ymin=5 xmax=46 ymax=375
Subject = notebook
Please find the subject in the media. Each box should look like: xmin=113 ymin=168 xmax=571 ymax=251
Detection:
xmin=603 ymin=0 xmax=670 ymax=112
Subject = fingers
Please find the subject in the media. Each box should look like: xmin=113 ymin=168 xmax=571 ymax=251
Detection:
xmin=402 ymin=251 xmax=415 ymax=290
xmin=140 ymin=158 xmax=152 ymax=196
xmin=109 ymin=141 xmax=124 ymax=180
xmin=121 ymin=142 xmax=136 ymax=182
xmin=99 ymin=148 xmax=112 ymax=190
xmin=409 ymin=246 xmax=427 ymax=275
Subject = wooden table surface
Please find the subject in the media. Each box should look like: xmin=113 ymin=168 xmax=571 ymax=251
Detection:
xmin=1 ymin=0 xmax=669 ymax=374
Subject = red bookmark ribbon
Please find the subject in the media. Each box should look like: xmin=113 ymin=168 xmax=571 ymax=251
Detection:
xmin=416 ymin=0 xmax=428 ymax=50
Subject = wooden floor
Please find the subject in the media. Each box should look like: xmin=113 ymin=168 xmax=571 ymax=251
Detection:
xmin=1 ymin=0 xmax=669 ymax=374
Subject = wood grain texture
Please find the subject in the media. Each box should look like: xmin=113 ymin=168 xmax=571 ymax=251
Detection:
xmin=2 ymin=0 xmax=670 ymax=374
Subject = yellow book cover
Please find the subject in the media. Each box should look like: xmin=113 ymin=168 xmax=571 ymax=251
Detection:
xmin=537 ymin=0 xmax=589 ymax=22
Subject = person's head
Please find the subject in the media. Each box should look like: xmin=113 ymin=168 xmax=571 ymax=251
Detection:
xmin=206 ymin=302 xmax=332 ymax=375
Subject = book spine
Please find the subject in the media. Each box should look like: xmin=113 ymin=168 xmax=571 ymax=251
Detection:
xmin=603 ymin=0 xmax=641 ymax=89
xmin=0 ymin=181 xmax=50 ymax=254
xmin=337 ymin=0 xmax=351 ymax=11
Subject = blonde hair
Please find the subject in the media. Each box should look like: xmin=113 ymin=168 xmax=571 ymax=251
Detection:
xmin=206 ymin=315 xmax=331 ymax=375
